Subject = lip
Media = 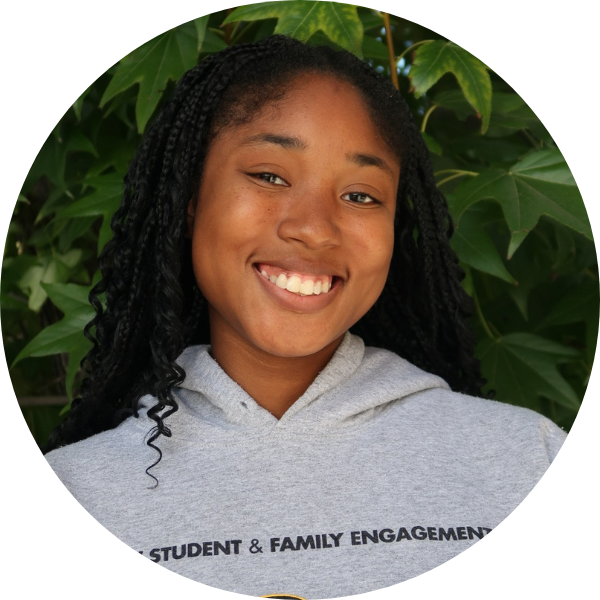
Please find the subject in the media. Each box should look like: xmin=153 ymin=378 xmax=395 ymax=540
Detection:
xmin=253 ymin=263 xmax=343 ymax=314
xmin=253 ymin=257 xmax=344 ymax=279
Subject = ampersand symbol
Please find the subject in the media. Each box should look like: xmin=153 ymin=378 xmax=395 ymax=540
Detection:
xmin=249 ymin=539 xmax=263 ymax=554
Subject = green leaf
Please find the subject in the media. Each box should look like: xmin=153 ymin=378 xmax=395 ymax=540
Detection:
xmin=450 ymin=204 xmax=516 ymax=284
xmin=410 ymin=41 xmax=492 ymax=133
xmin=433 ymin=89 xmax=476 ymax=120
xmin=58 ymin=216 xmax=97 ymax=251
xmin=421 ymin=132 xmax=442 ymax=155
xmin=201 ymin=28 xmax=228 ymax=53
xmin=359 ymin=9 xmax=386 ymax=32
xmin=54 ymin=175 xmax=123 ymax=254
xmin=477 ymin=332 xmax=581 ymax=410
xmin=72 ymin=85 xmax=92 ymax=121
xmin=18 ymin=261 xmax=63 ymax=312
xmin=540 ymin=280 xmax=599 ymax=363
xmin=65 ymin=131 xmax=98 ymax=157
xmin=1 ymin=255 xmax=38 ymax=293
xmin=57 ymin=248 xmax=85 ymax=269
xmin=100 ymin=22 xmax=198 ymax=133
xmin=28 ymin=131 xmax=97 ymax=191
xmin=35 ymin=187 xmax=71 ymax=223
xmin=447 ymin=149 xmax=591 ymax=258
xmin=489 ymin=92 xmax=539 ymax=133
xmin=98 ymin=213 xmax=115 ymax=253
xmin=0 ymin=293 xmax=28 ymax=310
xmin=11 ymin=281 xmax=95 ymax=399
xmin=223 ymin=1 xmax=364 ymax=56
xmin=64 ymin=334 xmax=93 ymax=401
xmin=40 ymin=282 xmax=91 ymax=314
xmin=194 ymin=15 xmax=210 ymax=53
xmin=362 ymin=35 xmax=389 ymax=61
xmin=11 ymin=307 xmax=94 ymax=366
xmin=56 ymin=184 xmax=122 ymax=219
xmin=16 ymin=251 xmax=84 ymax=312
xmin=460 ymin=263 xmax=474 ymax=296
xmin=28 ymin=135 xmax=64 ymax=188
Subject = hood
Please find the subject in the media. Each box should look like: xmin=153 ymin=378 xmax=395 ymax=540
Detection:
xmin=170 ymin=332 xmax=449 ymax=435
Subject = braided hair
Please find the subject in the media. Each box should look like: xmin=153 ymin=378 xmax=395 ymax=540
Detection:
xmin=45 ymin=35 xmax=485 ymax=475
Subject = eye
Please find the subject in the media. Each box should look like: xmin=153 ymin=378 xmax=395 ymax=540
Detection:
xmin=342 ymin=191 xmax=380 ymax=205
xmin=251 ymin=172 xmax=288 ymax=186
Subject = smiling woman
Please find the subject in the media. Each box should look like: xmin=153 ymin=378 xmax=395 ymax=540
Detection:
xmin=189 ymin=73 xmax=398 ymax=417
xmin=42 ymin=35 xmax=566 ymax=598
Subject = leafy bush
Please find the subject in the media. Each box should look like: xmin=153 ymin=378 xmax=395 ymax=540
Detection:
xmin=3 ymin=3 xmax=596 ymax=445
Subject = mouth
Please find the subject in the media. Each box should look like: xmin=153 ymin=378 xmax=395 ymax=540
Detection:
xmin=254 ymin=262 xmax=341 ymax=297
xmin=252 ymin=262 xmax=343 ymax=313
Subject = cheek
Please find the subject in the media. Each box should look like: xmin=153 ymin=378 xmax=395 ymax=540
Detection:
xmin=348 ymin=219 xmax=395 ymax=314
xmin=355 ymin=218 xmax=395 ymax=276
xmin=189 ymin=187 xmax=271 ymax=297
xmin=190 ymin=228 xmax=215 ymax=297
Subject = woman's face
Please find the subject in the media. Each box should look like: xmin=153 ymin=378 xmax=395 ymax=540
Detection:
xmin=189 ymin=73 xmax=399 ymax=358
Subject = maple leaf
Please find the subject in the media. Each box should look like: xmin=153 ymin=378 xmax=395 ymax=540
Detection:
xmin=410 ymin=41 xmax=492 ymax=133
xmin=447 ymin=149 xmax=592 ymax=258
xmin=477 ymin=333 xmax=581 ymax=410
xmin=100 ymin=22 xmax=197 ymax=133
xmin=223 ymin=1 xmax=363 ymax=56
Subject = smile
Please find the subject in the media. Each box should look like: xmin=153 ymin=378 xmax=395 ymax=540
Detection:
xmin=253 ymin=263 xmax=343 ymax=314
xmin=255 ymin=263 xmax=335 ymax=296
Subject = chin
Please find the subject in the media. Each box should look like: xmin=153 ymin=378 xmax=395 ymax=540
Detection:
xmin=250 ymin=328 xmax=341 ymax=359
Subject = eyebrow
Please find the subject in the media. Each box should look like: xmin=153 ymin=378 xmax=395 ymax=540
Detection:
xmin=346 ymin=152 xmax=395 ymax=178
xmin=240 ymin=132 xmax=395 ymax=178
xmin=240 ymin=133 xmax=307 ymax=151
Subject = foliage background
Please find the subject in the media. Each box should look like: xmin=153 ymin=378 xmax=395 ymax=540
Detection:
xmin=2 ymin=2 xmax=597 ymax=446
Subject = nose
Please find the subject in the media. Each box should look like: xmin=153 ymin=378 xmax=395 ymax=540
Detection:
xmin=277 ymin=186 xmax=342 ymax=250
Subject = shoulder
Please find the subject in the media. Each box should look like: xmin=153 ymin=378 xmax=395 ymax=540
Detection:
xmin=405 ymin=387 xmax=567 ymax=463
xmin=361 ymin=342 xmax=567 ymax=463
xmin=45 ymin=405 xmax=155 ymax=493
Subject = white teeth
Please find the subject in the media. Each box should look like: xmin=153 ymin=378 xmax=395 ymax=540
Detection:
xmin=300 ymin=280 xmax=314 ymax=296
xmin=276 ymin=273 xmax=288 ymax=289
xmin=286 ymin=275 xmax=301 ymax=293
xmin=260 ymin=266 xmax=334 ymax=297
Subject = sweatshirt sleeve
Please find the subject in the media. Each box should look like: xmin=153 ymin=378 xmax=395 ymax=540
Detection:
xmin=45 ymin=446 xmax=81 ymax=495
xmin=542 ymin=418 xmax=568 ymax=463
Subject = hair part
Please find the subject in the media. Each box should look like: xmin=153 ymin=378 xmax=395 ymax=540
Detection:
xmin=44 ymin=36 xmax=485 ymax=483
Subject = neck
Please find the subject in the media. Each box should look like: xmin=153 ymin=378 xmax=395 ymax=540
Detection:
xmin=208 ymin=310 xmax=344 ymax=419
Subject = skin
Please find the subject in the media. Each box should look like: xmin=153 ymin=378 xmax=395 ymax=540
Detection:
xmin=187 ymin=73 xmax=399 ymax=418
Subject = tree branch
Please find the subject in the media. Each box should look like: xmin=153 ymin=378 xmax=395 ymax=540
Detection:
xmin=382 ymin=13 xmax=399 ymax=90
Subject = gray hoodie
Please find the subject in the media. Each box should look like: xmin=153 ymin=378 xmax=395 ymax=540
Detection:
xmin=46 ymin=332 xmax=566 ymax=598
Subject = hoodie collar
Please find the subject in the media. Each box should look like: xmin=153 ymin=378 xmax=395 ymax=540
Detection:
xmin=173 ymin=332 xmax=449 ymax=434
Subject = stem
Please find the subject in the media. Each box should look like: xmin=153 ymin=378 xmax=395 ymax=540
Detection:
xmin=421 ymin=104 xmax=438 ymax=133
xmin=397 ymin=39 xmax=432 ymax=64
xmin=521 ymin=128 xmax=540 ymax=149
xmin=434 ymin=169 xmax=479 ymax=176
xmin=229 ymin=21 xmax=242 ymax=43
xmin=382 ymin=13 xmax=399 ymax=90
xmin=229 ymin=20 xmax=258 ymax=45
xmin=436 ymin=170 xmax=479 ymax=187
xmin=224 ymin=8 xmax=234 ymax=44
xmin=473 ymin=287 xmax=496 ymax=340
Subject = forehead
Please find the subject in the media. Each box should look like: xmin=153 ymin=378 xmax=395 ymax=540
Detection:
xmin=213 ymin=73 xmax=393 ymax=156
xmin=203 ymin=73 xmax=401 ymax=192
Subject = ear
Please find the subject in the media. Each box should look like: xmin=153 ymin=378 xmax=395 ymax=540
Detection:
xmin=186 ymin=198 xmax=196 ymax=239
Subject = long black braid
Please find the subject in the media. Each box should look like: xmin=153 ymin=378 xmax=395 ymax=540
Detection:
xmin=44 ymin=36 xmax=485 ymax=478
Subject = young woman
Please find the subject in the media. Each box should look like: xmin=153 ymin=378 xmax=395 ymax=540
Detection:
xmin=45 ymin=36 xmax=566 ymax=598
